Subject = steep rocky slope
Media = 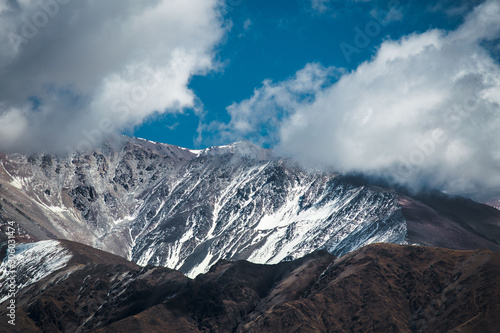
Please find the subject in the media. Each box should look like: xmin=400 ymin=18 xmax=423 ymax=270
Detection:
xmin=1 ymin=137 xmax=499 ymax=277
xmin=0 ymin=240 xmax=498 ymax=332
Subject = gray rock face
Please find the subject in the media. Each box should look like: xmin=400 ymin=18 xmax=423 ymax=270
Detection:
xmin=0 ymin=137 xmax=498 ymax=277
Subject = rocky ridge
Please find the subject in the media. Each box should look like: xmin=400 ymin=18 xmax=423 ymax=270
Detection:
xmin=0 ymin=240 xmax=498 ymax=332
xmin=0 ymin=137 xmax=499 ymax=277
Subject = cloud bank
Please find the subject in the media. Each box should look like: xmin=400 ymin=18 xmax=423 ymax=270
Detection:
xmin=219 ymin=0 xmax=500 ymax=194
xmin=0 ymin=0 xmax=226 ymax=152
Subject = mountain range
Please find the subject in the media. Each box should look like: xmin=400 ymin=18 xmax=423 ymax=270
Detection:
xmin=1 ymin=136 xmax=500 ymax=332
xmin=1 ymin=137 xmax=499 ymax=277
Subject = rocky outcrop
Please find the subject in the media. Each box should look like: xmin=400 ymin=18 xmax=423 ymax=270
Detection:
xmin=0 ymin=240 xmax=498 ymax=332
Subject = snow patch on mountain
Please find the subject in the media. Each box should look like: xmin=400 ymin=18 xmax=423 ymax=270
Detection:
xmin=0 ymin=240 xmax=72 ymax=302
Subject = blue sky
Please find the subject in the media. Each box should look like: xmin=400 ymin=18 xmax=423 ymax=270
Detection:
xmin=133 ymin=0 xmax=477 ymax=148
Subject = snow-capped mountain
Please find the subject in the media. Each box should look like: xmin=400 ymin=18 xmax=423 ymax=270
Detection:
xmin=1 ymin=137 xmax=499 ymax=277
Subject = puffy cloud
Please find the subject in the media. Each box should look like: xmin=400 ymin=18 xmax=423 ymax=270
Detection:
xmin=0 ymin=0 xmax=226 ymax=152
xmin=221 ymin=0 xmax=500 ymax=194
xmin=204 ymin=63 xmax=340 ymax=147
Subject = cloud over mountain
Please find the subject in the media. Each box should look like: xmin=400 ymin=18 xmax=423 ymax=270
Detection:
xmin=0 ymin=0 xmax=226 ymax=152
xmin=220 ymin=0 xmax=500 ymax=194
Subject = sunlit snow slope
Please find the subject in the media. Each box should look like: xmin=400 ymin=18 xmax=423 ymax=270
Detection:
xmin=1 ymin=137 xmax=499 ymax=277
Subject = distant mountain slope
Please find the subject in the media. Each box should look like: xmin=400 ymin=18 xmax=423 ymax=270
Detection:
xmin=1 ymin=137 xmax=499 ymax=277
xmin=0 ymin=240 xmax=498 ymax=332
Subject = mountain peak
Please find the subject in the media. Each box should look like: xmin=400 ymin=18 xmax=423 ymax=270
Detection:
xmin=201 ymin=140 xmax=271 ymax=160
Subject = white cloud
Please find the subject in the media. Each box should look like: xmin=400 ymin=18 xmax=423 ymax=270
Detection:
xmin=203 ymin=63 xmax=340 ymax=147
xmin=0 ymin=0 xmax=226 ymax=152
xmin=310 ymin=0 xmax=331 ymax=13
xmin=427 ymin=0 xmax=486 ymax=17
xmin=243 ymin=18 xmax=252 ymax=31
xmin=370 ymin=7 xmax=403 ymax=25
xmin=0 ymin=108 xmax=28 ymax=144
xmin=220 ymin=0 xmax=500 ymax=193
